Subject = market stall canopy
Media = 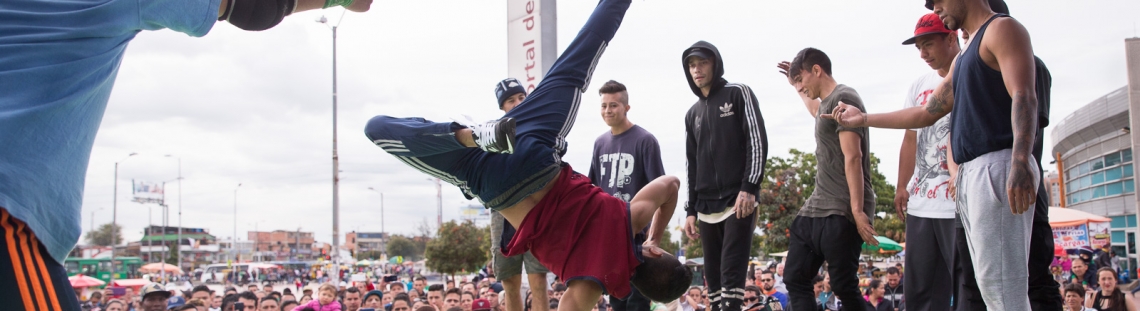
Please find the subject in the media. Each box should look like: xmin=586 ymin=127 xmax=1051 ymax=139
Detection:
xmin=111 ymin=278 xmax=149 ymax=290
xmin=1049 ymin=207 xmax=1111 ymax=227
xmin=69 ymin=274 xmax=105 ymax=288
xmin=356 ymin=260 xmax=372 ymax=266
xmin=138 ymin=262 xmax=181 ymax=274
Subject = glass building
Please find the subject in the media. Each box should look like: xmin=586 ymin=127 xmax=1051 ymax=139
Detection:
xmin=1052 ymin=86 xmax=1137 ymax=271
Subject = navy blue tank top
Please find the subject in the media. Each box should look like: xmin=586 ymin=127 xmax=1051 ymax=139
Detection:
xmin=950 ymin=14 xmax=1014 ymax=164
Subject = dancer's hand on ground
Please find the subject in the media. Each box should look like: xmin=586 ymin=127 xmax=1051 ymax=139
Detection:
xmin=894 ymin=189 xmax=908 ymax=221
xmin=821 ymin=102 xmax=866 ymax=128
xmin=642 ymin=243 xmax=666 ymax=258
xmin=1007 ymin=157 xmax=1037 ymax=215
xmin=735 ymin=191 xmax=756 ymax=219
xmin=853 ymin=213 xmax=878 ymax=246
xmin=684 ymin=216 xmax=700 ymax=241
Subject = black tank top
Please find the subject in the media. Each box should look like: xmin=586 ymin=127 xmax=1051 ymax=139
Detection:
xmin=1094 ymin=291 xmax=1121 ymax=311
xmin=950 ymin=14 xmax=1015 ymax=164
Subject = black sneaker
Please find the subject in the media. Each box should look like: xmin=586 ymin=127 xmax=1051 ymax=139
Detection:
xmin=471 ymin=117 xmax=516 ymax=154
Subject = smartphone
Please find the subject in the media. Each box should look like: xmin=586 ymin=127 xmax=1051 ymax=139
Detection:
xmin=383 ymin=275 xmax=398 ymax=282
xmin=234 ymin=302 xmax=245 ymax=311
xmin=111 ymin=287 xmax=126 ymax=298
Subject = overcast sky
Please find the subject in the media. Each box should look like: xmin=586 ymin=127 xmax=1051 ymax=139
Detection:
xmin=81 ymin=0 xmax=1140 ymax=248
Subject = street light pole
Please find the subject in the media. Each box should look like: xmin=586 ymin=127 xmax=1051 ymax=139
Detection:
xmin=110 ymin=152 xmax=137 ymax=287
xmin=166 ymin=155 xmax=183 ymax=271
xmin=160 ymin=181 xmax=167 ymax=282
xmin=367 ymin=187 xmax=385 ymax=257
xmin=426 ymin=178 xmax=442 ymax=228
xmin=318 ymin=12 xmax=345 ymax=266
xmin=234 ymin=183 xmax=242 ymax=263
xmin=90 ymin=208 xmax=104 ymax=241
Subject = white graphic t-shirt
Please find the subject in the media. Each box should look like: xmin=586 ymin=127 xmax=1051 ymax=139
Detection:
xmin=904 ymin=71 xmax=956 ymax=219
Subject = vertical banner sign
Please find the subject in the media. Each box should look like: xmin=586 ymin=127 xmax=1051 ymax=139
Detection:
xmin=132 ymin=180 xmax=165 ymax=204
xmin=507 ymin=0 xmax=557 ymax=93
xmin=1052 ymin=223 xmax=1091 ymax=250
xmin=1088 ymin=221 xmax=1112 ymax=249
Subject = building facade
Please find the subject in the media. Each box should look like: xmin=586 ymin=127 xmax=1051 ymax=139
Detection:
xmin=1052 ymin=86 xmax=1137 ymax=271
xmin=347 ymin=231 xmax=387 ymax=258
xmin=1045 ymin=171 xmax=1061 ymax=206
xmin=138 ymin=225 xmax=219 ymax=267
xmin=248 ymin=230 xmax=315 ymax=261
xmin=1050 ymin=37 xmax=1140 ymax=274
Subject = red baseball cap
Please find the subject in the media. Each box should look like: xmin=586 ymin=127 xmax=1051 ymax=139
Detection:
xmin=472 ymin=299 xmax=492 ymax=311
xmin=902 ymin=13 xmax=954 ymax=45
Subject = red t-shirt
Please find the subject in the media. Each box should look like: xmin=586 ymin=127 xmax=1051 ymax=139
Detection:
xmin=502 ymin=164 xmax=642 ymax=299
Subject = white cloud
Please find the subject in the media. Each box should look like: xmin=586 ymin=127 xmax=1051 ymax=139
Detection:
xmin=81 ymin=0 xmax=1140 ymax=247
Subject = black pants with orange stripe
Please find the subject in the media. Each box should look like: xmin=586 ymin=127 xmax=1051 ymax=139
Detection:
xmin=0 ymin=208 xmax=81 ymax=311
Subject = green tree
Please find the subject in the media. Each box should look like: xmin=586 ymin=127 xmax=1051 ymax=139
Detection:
xmin=869 ymin=153 xmax=905 ymax=245
xmin=757 ymin=167 xmax=806 ymax=254
xmin=426 ymin=220 xmax=489 ymax=277
xmin=680 ymin=229 xmax=703 ymax=258
xmin=166 ymin=244 xmax=179 ymax=265
xmin=85 ymin=223 xmax=123 ymax=246
xmin=357 ymin=250 xmax=385 ymax=260
xmin=657 ymin=230 xmax=680 ymax=256
xmin=755 ymin=149 xmax=901 ymax=255
xmin=750 ymin=233 xmax=764 ymax=258
xmin=387 ymin=235 xmax=420 ymax=261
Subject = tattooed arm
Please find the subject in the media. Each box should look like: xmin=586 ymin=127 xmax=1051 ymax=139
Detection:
xmin=987 ymin=17 xmax=1039 ymax=214
xmin=824 ymin=63 xmax=956 ymax=129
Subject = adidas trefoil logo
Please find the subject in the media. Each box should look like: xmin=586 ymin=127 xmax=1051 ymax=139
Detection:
xmin=719 ymin=102 xmax=734 ymax=117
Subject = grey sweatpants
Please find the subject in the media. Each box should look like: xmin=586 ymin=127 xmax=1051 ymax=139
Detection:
xmin=956 ymin=149 xmax=1039 ymax=311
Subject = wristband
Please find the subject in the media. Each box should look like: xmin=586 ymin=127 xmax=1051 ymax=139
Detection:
xmin=324 ymin=0 xmax=354 ymax=9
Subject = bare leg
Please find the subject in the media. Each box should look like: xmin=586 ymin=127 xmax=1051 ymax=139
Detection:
xmin=503 ymin=275 xmax=524 ymax=311
xmin=558 ymin=280 xmax=603 ymax=311
xmin=455 ymin=129 xmax=476 ymax=147
xmin=529 ymin=274 xmax=551 ymax=311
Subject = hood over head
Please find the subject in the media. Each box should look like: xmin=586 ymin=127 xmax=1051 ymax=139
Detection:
xmin=681 ymin=41 xmax=727 ymax=99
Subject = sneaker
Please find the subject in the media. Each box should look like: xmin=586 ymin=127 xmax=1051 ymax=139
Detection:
xmin=470 ymin=117 xmax=516 ymax=154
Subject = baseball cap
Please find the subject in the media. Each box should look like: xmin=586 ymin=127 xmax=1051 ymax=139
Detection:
xmin=472 ymin=299 xmax=492 ymax=311
xmin=141 ymin=283 xmax=173 ymax=300
xmin=683 ymin=47 xmax=712 ymax=61
xmin=489 ymin=283 xmax=503 ymax=294
xmin=495 ymin=78 xmax=526 ymax=108
xmin=168 ymin=296 xmax=187 ymax=309
xmin=902 ymin=13 xmax=955 ymax=45
xmin=925 ymin=0 xmax=1008 ymax=14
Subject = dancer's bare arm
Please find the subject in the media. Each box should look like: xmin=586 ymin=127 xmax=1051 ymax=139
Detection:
xmin=631 ymin=176 xmax=681 ymax=257
xmin=776 ymin=61 xmax=820 ymax=118
xmin=217 ymin=0 xmax=372 ymax=18
xmin=984 ymin=17 xmax=1038 ymax=215
xmin=895 ymin=130 xmax=916 ymax=220
xmin=824 ymin=59 xmax=957 ymax=129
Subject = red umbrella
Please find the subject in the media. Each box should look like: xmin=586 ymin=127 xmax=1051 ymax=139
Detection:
xmin=69 ymin=274 xmax=106 ymax=288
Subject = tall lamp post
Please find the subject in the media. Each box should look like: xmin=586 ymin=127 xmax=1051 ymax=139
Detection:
xmin=165 ymin=155 xmax=183 ymax=271
xmin=367 ymin=187 xmax=385 ymax=257
xmin=110 ymin=152 xmax=137 ymax=287
xmin=318 ymin=11 xmax=346 ymax=265
xmin=233 ymin=183 xmax=242 ymax=262
xmin=89 ymin=207 xmax=104 ymax=239
xmin=426 ymin=178 xmax=442 ymax=228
